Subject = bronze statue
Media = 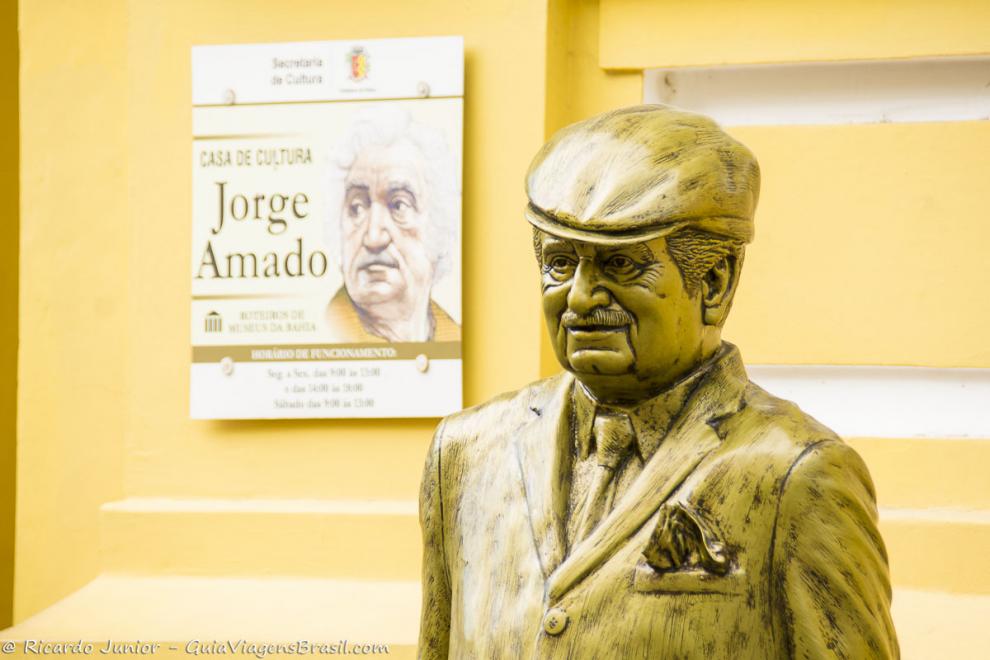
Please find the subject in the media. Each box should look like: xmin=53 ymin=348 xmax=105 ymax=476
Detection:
xmin=418 ymin=105 xmax=898 ymax=658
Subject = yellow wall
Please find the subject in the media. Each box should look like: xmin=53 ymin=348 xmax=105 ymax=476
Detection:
xmin=16 ymin=0 xmax=551 ymax=619
xmin=0 ymin=0 xmax=16 ymax=631
xmin=546 ymin=0 xmax=641 ymax=136
xmin=725 ymin=122 xmax=990 ymax=367
xmin=16 ymin=0 xmax=129 ymax=621
xmin=600 ymin=0 xmax=990 ymax=68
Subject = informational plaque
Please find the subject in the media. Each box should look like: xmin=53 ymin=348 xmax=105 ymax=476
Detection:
xmin=190 ymin=37 xmax=463 ymax=419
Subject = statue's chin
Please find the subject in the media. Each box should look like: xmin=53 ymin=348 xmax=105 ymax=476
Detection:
xmin=567 ymin=349 xmax=633 ymax=376
xmin=563 ymin=328 xmax=634 ymax=376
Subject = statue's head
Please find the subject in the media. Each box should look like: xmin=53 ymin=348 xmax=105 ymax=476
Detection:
xmin=527 ymin=105 xmax=760 ymax=403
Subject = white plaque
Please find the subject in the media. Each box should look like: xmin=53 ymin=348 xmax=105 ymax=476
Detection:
xmin=190 ymin=37 xmax=464 ymax=419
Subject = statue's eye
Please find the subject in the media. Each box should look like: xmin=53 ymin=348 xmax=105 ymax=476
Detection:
xmin=609 ymin=256 xmax=631 ymax=268
xmin=604 ymin=254 xmax=638 ymax=276
xmin=545 ymin=254 xmax=576 ymax=279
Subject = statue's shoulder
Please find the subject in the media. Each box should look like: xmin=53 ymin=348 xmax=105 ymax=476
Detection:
xmin=438 ymin=373 xmax=571 ymax=449
xmin=705 ymin=379 xmax=880 ymax=529
xmin=710 ymin=379 xmax=875 ymax=509
xmin=436 ymin=373 xmax=569 ymax=442
xmin=729 ymin=379 xmax=842 ymax=454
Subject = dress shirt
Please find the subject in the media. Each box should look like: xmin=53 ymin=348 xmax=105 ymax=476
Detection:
xmin=564 ymin=352 xmax=721 ymax=547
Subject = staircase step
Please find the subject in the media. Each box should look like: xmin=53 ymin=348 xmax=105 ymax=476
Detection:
xmin=0 ymin=573 xmax=418 ymax=657
xmin=100 ymin=498 xmax=422 ymax=581
xmin=101 ymin=498 xmax=990 ymax=595
xmin=892 ymin=588 xmax=990 ymax=660
xmin=848 ymin=437 xmax=990 ymax=509
xmin=2 ymin=576 xmax=986 ymax=660
xmin=880 ymin=507 xmax=990 ymax=594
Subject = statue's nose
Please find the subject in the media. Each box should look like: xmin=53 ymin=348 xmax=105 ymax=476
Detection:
xmin=567 ymin=259 xmax=610 ymax=315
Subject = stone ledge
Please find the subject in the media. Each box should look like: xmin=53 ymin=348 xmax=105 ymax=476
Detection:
xmin=100 ymin=498 xmax=421 ymax=581
xmin=0 ymin=574 xmax=418 ymax=656
xmin=881 ymin=506 xmax=990 ymax=594
xmin=99 ymin=498 xmax=990 ymax=595
xmin=1 ymin=575 xmax=985 ymax=660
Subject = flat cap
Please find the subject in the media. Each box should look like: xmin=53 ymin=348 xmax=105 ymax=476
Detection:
xmin=525 ymin=105 xmax=760 ymax=244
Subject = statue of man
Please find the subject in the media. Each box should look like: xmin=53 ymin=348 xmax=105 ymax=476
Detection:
xmin=418 ymin=105 xmax=898 ymax=659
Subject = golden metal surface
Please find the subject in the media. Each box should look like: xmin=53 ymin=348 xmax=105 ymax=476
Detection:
xmin=418 ymin=105 xmax=897 ymax=658
xmin=525 ymin=105 xmax=759 ymax=245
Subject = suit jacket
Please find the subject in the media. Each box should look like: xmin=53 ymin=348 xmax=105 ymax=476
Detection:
xmin=324 ymin=287 xmax=460 ymax=343
xmin=418 ymin=344 xmax=898 ymax=659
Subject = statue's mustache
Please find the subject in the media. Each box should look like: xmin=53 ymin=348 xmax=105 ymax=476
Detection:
xmin=561 ymin=308 xmax=632 ymax=329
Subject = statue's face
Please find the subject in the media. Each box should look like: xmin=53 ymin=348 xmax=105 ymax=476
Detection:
xmin=538 ymin=232 xmax=707 ymax=402
xmin=341 ymin=141 xmax=435 ymax=309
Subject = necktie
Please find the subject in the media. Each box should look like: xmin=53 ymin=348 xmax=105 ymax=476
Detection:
xmin=575 ymin=411 xmax=636 ymax=541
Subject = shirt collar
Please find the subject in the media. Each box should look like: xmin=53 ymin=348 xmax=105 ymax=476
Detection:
xmin=571 ymin=345 xmax=727 ymax=462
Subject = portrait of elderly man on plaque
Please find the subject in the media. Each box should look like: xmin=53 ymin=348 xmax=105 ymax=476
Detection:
xmin=325 ymin=107 xmax=461 ymax=343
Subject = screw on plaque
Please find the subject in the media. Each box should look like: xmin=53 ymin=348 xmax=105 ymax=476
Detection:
xmin=415 ymin=354 xmax=430 ymax=373
xmin=222 ymin=88 xmax=236 ymax=105
xmin=220 ymin=357 xmax=235 ymax=376
xmin=416 ymin=81 xmax=431 ymax=98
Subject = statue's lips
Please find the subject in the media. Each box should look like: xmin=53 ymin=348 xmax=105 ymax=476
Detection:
xmin=567 ymin=325 xmax=627 ymax=341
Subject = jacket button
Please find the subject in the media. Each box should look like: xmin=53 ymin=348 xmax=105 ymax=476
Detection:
xmin=543 ymin=607 xmax=568 ymax=635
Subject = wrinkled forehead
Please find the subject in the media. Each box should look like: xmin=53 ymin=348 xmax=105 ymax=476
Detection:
xmin=538 ymin=231 xmax=661 ymax=259
xmin=345 ymin=141 xmax=427 ymax=194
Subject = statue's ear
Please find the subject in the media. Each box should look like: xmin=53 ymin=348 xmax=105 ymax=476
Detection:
xmin=701 ymin=252 xmax=742 ymax=326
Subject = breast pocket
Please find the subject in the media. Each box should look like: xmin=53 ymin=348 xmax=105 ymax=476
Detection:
xmin=632 ymin=560 xmax=745 ymax=596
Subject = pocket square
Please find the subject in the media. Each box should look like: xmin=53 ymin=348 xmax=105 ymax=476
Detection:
xmin=642 ymin=503 xmax=730 ymax=575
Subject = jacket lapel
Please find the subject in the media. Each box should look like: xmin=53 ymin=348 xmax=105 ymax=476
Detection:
xmin=513 ymin=372 xmax=574 ymax=581
xmin=547 ymin=348 xmax=748 ymax=602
